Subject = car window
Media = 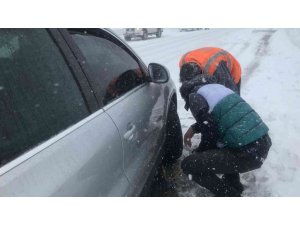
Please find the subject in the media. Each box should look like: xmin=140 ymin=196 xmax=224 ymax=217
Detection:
xmin=0 ymin=29 xmax=90 ymax=167
xmin=69 ymin=29 xmax=146 ymax=106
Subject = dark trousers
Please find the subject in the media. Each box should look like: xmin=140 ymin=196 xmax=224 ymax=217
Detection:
xmin=181 ymin=134 xmax=272 ymax=196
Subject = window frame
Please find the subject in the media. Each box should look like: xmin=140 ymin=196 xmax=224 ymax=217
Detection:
xmin=48 ymin=29 xmax=99 ymax=113
xmin=59 ymin=28 xmax=151 ymax=108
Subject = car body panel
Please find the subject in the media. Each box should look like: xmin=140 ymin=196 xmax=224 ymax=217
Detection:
xmin=0 ymin=110 xmax=129 ymax=196
xmin=104 ymin=82 xmax=170 ymax=195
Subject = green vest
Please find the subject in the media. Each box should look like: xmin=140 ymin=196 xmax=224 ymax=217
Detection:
xmin=212 ymin=93 xmax=269 ymax=148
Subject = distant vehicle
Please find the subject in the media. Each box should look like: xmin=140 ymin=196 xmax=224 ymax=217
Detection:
xmin=124 ymin=28 xmax=163 ymax=41
xmin=179 ymin=28 xmax=201 ymax=32
xmin=0 ymin=28 xmax=183 ymax=196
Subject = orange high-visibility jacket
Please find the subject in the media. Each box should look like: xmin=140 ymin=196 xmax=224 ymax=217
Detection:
xmin=179 ymin=47 xmax=241 ymax=84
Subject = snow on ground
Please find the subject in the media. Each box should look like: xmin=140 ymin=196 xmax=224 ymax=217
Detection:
xmin=114 ymin=28 xmax=300 ymax=196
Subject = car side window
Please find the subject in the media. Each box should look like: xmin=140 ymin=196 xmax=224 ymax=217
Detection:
xmin=0 ymin=29 xmax=90 ymax=167
xmin=69 ymin=30 xmax=146 ymax=106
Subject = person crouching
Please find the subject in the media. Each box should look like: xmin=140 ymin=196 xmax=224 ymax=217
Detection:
xmin=180 ymin=73 xmax=272 ymax=197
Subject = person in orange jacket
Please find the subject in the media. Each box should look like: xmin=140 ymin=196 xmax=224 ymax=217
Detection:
xmin=178 ymin=47 xmax=244 ymax=195
xmin=179 ymin=47 xmax=242 ymax=92
xmin=179 ymin=47 xmax=242 ymax=153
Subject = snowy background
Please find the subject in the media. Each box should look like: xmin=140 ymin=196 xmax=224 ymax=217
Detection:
xmin=113 ymin=28 xmax=300 ymax=197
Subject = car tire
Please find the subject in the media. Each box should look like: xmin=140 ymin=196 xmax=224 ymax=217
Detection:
xmin=162 ymin=100 xmax=183 ymax=165
xmin=125 ymin=36 xmax=131 ymax=41
xmin=156 ymin=29 xmax=162 ymax=38
xmin=142 ymin=30 xmax=148 ymax=40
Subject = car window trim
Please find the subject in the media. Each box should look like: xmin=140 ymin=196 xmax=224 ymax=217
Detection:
xmin=47 ymin=29 xmax=99 ymax=113
xmin=59 ymin=28 xmax=150 ymax=108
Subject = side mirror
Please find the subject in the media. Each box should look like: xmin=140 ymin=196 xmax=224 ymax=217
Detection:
xmin=148 ymin=63 xmax=169 ymax=83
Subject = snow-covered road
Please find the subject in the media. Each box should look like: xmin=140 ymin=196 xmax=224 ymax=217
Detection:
xmin=115 ymin=28 xmax=300 ymax=196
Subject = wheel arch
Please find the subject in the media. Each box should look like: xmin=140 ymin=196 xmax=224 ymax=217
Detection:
xmin=163 ymin=90 xmax=178 ymax=129
xmin=169 ymin=92 xmax=177 ymax=110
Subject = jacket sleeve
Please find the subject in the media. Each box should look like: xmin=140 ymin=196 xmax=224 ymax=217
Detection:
xmin=214 ymin=61 xmax=239 ymax=94
xmin=189 ymin=93 xmax=210 ymax=133
xmin=230 ymin=56 xmax=242 ymax=83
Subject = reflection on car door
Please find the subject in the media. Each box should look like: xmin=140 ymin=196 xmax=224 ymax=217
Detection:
xmin=105 ymin=83 xmax=166 ymax=195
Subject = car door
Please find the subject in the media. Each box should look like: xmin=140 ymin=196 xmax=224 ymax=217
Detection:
xmin=65 ymin=29 xmax=166 ymax=195
xmin=0 ymin=29 xmax=128 ymax=196
xmin=147 ymin=28 xmax=156 ymax=34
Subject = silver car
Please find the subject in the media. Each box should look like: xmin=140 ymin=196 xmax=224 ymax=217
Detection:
xmin=124 ymin=28 xmax=163 ymax=41
xmin=0 ymin=28 xmax=183 ymax=196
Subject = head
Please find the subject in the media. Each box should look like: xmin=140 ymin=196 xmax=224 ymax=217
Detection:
xmin=179 ymin=62 xmax=202 ymax=82
xmin=179 ymin=73 xmax=217 ymax=111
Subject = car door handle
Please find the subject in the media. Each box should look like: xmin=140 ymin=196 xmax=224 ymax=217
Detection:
xmin=123 ymin=123 xmax=136 ymax=141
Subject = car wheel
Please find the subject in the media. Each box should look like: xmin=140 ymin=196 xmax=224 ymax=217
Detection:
xmin=162 ymin=100 xmax=183 ymax=165
xmin=156 ymin=29 xmax=162 ymax=38
xmin=125 ymin=36 xmax=131 ymax=41
xmin=142 ymin=30 xmax=148 ymax=40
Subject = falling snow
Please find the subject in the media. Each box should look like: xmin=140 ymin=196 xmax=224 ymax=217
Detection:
xmin=118 ymin=28 xmax=300 ymax=197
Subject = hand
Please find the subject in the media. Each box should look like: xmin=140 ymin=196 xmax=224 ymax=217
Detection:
xmin=184 ymin=126 xmax=195 ymax=148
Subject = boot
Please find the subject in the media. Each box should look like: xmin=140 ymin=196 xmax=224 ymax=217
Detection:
xmin=192 ymin=173 xmax=242 ymax=197
xmin=222 ymin=173 xmax=244 ymax=194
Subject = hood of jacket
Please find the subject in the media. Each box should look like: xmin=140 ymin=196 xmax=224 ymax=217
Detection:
xmin=179 ymin=74 xmax=217 ymax=110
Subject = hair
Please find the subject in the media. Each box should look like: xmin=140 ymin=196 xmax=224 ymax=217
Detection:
xmin=179 ymin=62 xmax=202 ymax=82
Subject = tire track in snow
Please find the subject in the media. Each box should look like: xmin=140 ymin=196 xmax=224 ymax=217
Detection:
xmin=242 ymin=30 xmax=277 ymax=85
